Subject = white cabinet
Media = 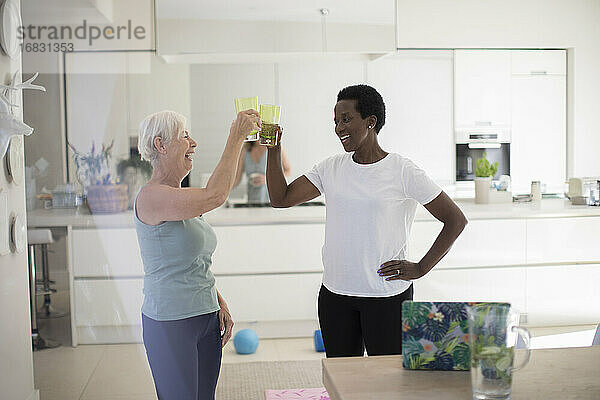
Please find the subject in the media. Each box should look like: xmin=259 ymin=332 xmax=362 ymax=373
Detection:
xmin=70 ymin=223 xmax=326 ymax=342
xmin=414 ymin=267 xmax=527 ymax=314
xmin=511 ymin=50 xmax=566 ymax=75
xmin=156 ymin=2 xmax=395 ymax=56
xmin=408 ymin=219 xmax=527 ymax=268
xmin=526 ymin=264 xmax=600 ymax=326
xmin=510 ymin=51 xmax=566 ymax=194
xmin=212 ymin=224 xmax=324 ymax=274
xmin=367 ymin=51 xmax=454 ymax=185
xmin=526 ymin=217 xmax=600 ymax=264
xmin=71 ymin=228 xmax=143 ymax=277
xmin=74 ymin=279 xmax=144 ymax=326
xmin=216 ymin=273 xmax=323 ymax=322
xmin=454 ymin=50 xmax=512 ymax=129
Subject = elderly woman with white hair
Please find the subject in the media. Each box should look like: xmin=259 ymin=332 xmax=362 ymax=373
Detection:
xmin=134 ymin=109 xmax=260 ymax=400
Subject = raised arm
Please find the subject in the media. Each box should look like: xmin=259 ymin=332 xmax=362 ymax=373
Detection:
xmin=266 ymin=142 xmax=320 ymax=208
xmin=138 ymin=111 xmax=259 ymax=224
xmin=281 ymin=146 xmax=292 ymax=177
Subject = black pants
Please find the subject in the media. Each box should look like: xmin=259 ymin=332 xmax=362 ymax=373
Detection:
xmin=318 ymin=284 xmax=413 ymax=358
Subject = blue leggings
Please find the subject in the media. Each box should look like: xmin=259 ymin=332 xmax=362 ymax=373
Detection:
xmin=142 ymin=312 xmax=222 ymax=400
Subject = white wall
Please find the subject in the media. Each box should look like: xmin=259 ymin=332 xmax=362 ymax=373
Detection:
xmin=0 ymin=4 xmax=37 ymax=400
xmin=396 ymin=0 xmax=600 ymax=177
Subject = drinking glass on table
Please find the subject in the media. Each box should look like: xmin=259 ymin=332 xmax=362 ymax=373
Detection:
xmin=468 ymin=303 xmax=531 ymax=400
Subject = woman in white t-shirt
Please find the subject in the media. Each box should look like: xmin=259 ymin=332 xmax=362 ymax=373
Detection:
xmin=266 ymin=84 xmax=468 ymax=357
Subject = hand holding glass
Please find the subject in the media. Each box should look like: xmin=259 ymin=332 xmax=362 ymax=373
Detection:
xmin=259 ymin=104 xmax=281 ymax=147
xmin=234 ymin=97 xmax=259 ymax=141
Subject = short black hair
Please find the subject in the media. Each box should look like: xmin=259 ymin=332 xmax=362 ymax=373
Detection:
xmin=337 ymin=84 xmax=386 ymax=133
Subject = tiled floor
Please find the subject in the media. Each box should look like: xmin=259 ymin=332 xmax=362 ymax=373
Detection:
xmin=33 ymin=337 xmax=325 ymax=400
xmin=33 ymin=325 xmax=597 ymax=400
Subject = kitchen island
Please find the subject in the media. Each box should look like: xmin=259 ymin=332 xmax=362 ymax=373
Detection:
xmin=27 ymin=199 xmax=600 ymax=345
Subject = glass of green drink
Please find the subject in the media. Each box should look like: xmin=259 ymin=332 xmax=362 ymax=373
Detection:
xmin=259 ymin=104 xmax=281 ymax=147
xmin=234 ymin=96 xmax=259 ymax=142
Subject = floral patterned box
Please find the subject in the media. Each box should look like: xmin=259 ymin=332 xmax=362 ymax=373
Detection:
xmin=402 ymin=301 xmax=479 ymax=371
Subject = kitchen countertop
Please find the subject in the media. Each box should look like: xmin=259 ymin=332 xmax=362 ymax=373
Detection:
xmin=27 ymin=198 xmax=600 ymax=228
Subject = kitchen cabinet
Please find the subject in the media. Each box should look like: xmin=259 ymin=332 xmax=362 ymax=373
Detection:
xmin=155 ymin=1 xmax=395 ymax=58
xmin=36 ymin=202 xmax=600 ymax=344
xmin=511 ymin=50 xmax=566 ymax=75
xmin=216 ymin=273 xmax=323 ymax=322
xmin=367 ymin=51 xmax=454 ymax=185
xmin=70 ymin=223 xmax=326 ymax=343
xmin=414 ymin=267 xmax=527 ymax=315
xmin=526 ymin=217 xmax=600 ymax=264
xmin=510 ymin=50 xmax=566 ymax=194
xmin=71 ymin=228 xmax=143 ymax=277
xmin=526 ymin=264 xmax=600 ymax=326
xmin=65 ymin=52 xmax=191 ymax=165
xmin=212 ymin=224 xmax=324 ymax=274
xmin=408 ymin=219 xmax=527 ymax=268
xmin=74 ymin=279 xmax=143 ymax=327
xmin=454 ymin=50 xmax=512 ymax=129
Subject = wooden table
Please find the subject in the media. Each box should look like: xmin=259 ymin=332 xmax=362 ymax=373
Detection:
xmin=322 ymin=346 xmax=600 ymax=400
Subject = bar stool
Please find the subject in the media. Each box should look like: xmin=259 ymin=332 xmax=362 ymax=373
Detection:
xmin=28 ymin=229 xmax=68 ymax=319
xmin=27 ymin=229 xmax=61 ymax=349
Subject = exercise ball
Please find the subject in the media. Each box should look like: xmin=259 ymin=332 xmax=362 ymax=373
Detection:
xmin=314 ymin=329 xmax=325 ymax=352
xmin=233 ymin=329 xmax=259 ymax=354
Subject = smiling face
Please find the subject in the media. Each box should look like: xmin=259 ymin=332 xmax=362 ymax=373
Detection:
xmin=334 ymin=99 xmax=376 ymax=152
xmin=164 ymin=128 xmax=197 ymax=178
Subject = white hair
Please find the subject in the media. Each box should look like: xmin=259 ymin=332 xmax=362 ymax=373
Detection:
xmin=138 ymin=110 xmax=187 ymax=164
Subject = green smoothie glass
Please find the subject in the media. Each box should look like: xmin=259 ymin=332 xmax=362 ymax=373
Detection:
xmin=234 ymin=96 xmax=259 ymax=142
xmin=259 ymin=104 xmax=281 ymax=147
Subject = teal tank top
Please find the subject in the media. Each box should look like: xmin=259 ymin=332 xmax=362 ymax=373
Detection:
xmin=134 ymin=198 xmax=219 ymax=321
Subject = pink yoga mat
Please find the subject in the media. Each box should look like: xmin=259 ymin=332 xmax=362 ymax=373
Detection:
xmin=265 ymin=387 xmax=330 ymax=400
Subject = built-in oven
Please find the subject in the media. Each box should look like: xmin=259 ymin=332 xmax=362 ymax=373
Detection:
xmin=455 ymin=128 xmax=510 ymax=181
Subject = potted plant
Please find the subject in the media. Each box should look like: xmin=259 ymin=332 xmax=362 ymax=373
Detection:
xmin=474 ymin=153 xmax=498 ymax=204
xmin=68 ymin=141 xmax=129 ymax=214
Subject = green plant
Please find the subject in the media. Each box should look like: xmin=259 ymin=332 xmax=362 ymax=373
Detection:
xmin=475 ymin=152 xmax=498 ymax=178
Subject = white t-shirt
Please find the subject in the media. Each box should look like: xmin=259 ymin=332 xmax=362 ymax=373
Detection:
xmin=305 ymin=153 xmax=442 ymax=297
